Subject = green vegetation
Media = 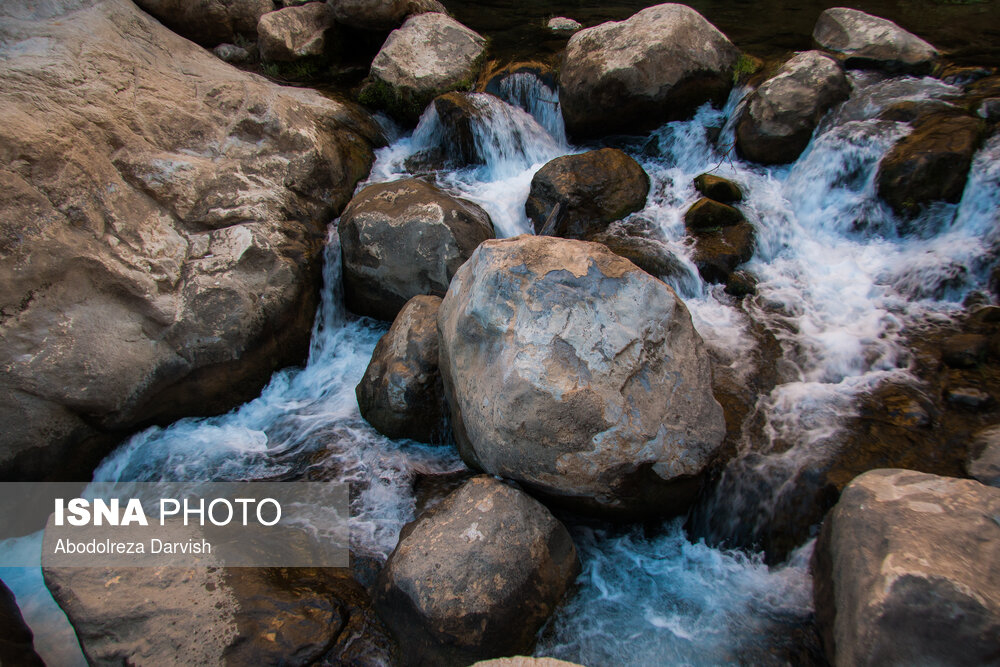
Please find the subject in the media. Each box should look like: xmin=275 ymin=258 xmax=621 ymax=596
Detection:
xmin=732 ymin=54 xmax=762 ymax=84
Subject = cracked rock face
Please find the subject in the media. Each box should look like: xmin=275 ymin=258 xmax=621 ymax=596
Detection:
xmin=375 ymin=476 xmax=579 ymax=666
xmin=437 ymin=235 xmax=726 ymax=516
xmin=0 ymin=0 xmax=380 ymax=480
xmin=813 ymin=469 xmax=1000 ymax=667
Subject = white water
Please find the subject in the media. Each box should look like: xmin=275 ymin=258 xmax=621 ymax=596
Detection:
xmin=3 ymin=69 xmax=998 ymax=666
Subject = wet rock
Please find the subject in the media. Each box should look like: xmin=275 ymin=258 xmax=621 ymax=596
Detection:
xmin=363 ymin=13 xmax=486 ymax=125
xmin=213 ymin=43 xmax=253 ymax=65
xmin=877 ymin=99 xmax=958 ymax=123
xmin=725 ymin=270 xmax=757 ymax=298
xmin=257 ymin=3 xmax=335 ymax=63
xmin=813 ymin=469 xmax=1000 ymax=666
xmin=979 ymin=98 xmax=1000 ymax=122
xmin=684 ymin=197 xmax=746 ymax=232
xmin=736 ymin=51 xmax=849 ymax=165
xmin=0 ymin=0 xmax=380 ymax=481
xmin=437 ymin=235 xmax=726 ymax=516
xmin=431 ymin=92 xmax=485 ymax=167
xmin=547 ymin=17 xmax=582 ymax=33
xmin=331 ymin=0 xmax=446 ymax=31
xmin=526 ymin=148 xmax=650 ymax=239
xmin=941 ymin=333 xmax=988 ymax=369
xmin=587 ymin=220 xmax=688 ymax=280
xmin=945 ymin=386 xmax=993 ymax=410
xmin=0 ymin=580 xmax=43 ymax=667
xmin=559 ymin=3 xmax=739 ymax=140
xmin=338 ymin=178 xmax=494 ymax=321
xmin=134 ymin=0 xmax=272 ymax=47
xmin=876 ymin=111 xmax=985 ymax=218
xmin=812 ymin=7 xmax=938 ymax=74
xmin=691 ymin=222 xmax=756 ymax=284
xmin=45 ymin=565 xmax=396 ymax=665
xmin=693 ymin=173 xmax=743 ymax=203
xmin=356 ymin=295 xmax=446 ymax=443
xmin=374 ymin=476 xmax=579 ymax=666
xmin=967 ymin=425 xmax=1000 ymax=486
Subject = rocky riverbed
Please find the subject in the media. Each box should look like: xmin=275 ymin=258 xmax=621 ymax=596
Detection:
xmin=1 ymin=0 xmax=999 ymax=665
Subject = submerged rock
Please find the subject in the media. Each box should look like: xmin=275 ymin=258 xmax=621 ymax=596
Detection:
xmin=363 ymin=13 xmax=486 ymax=125
xmin=526 ymin=148 xmax=650 ymax=239
xmin=693 ymin=173 xmax=743 ymax=203
xmin=876 ymin=111 xmax=985 ymax=217
xmin=0 ymin=580 xmax=43 ymax=667
xmin=736 ymin=51 xmax=849 ymax=165
xmin=257 ymin=3 xmax=335 ymax=63
xmin=437 ymin=235 xmax=726 ymax=516
xmin=357 ymin=295 xmax=446 ymax=443
xmin=45 ymin=565 xmax=395 ymax=665
xmin=134 ymin=0 xmax=272 ymax=46
xmin=967 ymin=425 xmax=1000 ymax=486
xmin=812 ymin=7 xmax=938 ymax=74
xmin=559 ymin=3 xmax=739 ymax=140
xmin=331 ymin=0 xmax=446 ymax=31
xmin=813 ymin=469 xmax=1000 ymax=666
xmin=338 ymin=179 xmax=494 ymax=321
xmin=0 ymin=0 xmax=380 ymax=481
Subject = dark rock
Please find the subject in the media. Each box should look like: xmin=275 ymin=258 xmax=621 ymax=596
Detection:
xmin=338 ymin=178 xmax=495 ymax=321
xmin=945 ymin=386 xmax=993 ymax=410
xmin=431 ymin=92 xmax=484 ymax=167
xmin=691 ymin=222 xmax=755 ymax=284
xmin=979 ymin=98 xmax=1000 ymax=122
xmin=877 ymin=112 xmax=985 ymax=217
xmin=357 ymin=295 xmax=446 ymax=443
xmin=526 ymin=148 xmax=650 ymax=240
xmin=374 ymin=476 xmax=580 ymax=666
xmin=134 ymin=0 xmax=273 ymax=47
xmin=257 ymin=3 xmax=335 ymax=63
xmin=45 ymin=565 xmax=396 ymax=665
xmin=558 ymin=3 xmax=739 ymax=140
xmin=330 ymin=0 xmax=446 ymax=31
xmin=812 ymin=7 xmax=938 ymax=74
xmin=587 ymin=220 xmax=688 ymax=280
xmin=693 ymin=173 xmax=743 ymax=203
xmin=0 ymin=580 xmax=43 ymax=667
xmin=437 ymin=235 xmax=725 ymax=516
xmin=684 ymin=197 xmax=746 ymax=233
xmin=725 ymin=270 xmax=757 ymax=298
xmin=213 ymin=43 xmax=253 ymax=65
xmin=877 ymin=99 xmax=958 ymax=123
xmin=967 ymin=425 xmax=1000 ymax=487
xmin=813 ymin=469 xmax=1000 ymax=666
xmin=736 ymin=51 xmax=849 ymax=165
xmin=941 ymin=333 xmax=988 ymax=369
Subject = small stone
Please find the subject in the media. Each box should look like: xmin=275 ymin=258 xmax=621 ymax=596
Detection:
xmin=212 ymin=43 xmax=252 ymax=65
xmin=945 ymin=386 xmax=993 ymax=410
xmin=693 ymin=173 xmax=743 ymax=203
xmin=724 ymin=270 xmax=757 ymax=298
xmin=547 ymin=17 xmax=582 ymax=32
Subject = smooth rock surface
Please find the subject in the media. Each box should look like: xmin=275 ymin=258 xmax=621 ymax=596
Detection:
xmin=331 ymin=0 xmax=446 ymax=31
xmin=45 ymin=565 xmax=395 ymax=665
xmin=736 ymin=50 xmax=850 ymax=165
xmin=684 ymin=197 xmax=746 ymax=232
xmin=365 ymin=12 xmax=486 ymax=125
xmin=813 ymin=7 xmax=938 ymax=73
xmin=134 ymin=0 xmax=273 ymax=46
xmin=375 ymin=476 xmax=579 ymax=666
xmin=587 ymin=220 xmax=688 ymax=280
xmin=559 ymin=3 xmax=739 ymax=139
xmin=967 ymin=424 xmax=1000 ymax=486
xmin=357 ymin=295 xmax=446 ymax=443
xmin=257 ymin=3 xmax=335 ymax=63
xmin=693 ymin=173 xmax=743 ymax=203
xmin=813 ymin=469 xmax=1000 ymax=666
xmin=437 ymin=235 xmax=726 ymax=515
xmin=526 ymin=148 xmax=650 ymax=240
xmin=338 ymin=178 xmax=494 ymax=321
xmin=0 ymin=0 xmax=379 ymax=481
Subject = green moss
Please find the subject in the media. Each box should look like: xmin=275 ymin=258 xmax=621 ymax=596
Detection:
xmin=733 ymin=54 xmax=762 ymax=84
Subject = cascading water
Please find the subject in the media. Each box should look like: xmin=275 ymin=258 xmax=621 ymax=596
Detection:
xmin=3 ymin=68 xmax=997 ymax=666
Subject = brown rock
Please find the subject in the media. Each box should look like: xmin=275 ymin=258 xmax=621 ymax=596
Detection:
xmin=941 ymin=333 xmax=988 ymax=369
xmin=691 ymin=222 xmax=755 ymax=284
xmin=356 ymin=295 xmax=446 ymax=443
xmin=693 ymin=173 xmax=743 ymax=203
xmin=134 ymin=0 xmax=273 ymax=46
xmin=967 ymin=425 xmax=1000 ymax=487
xmin=257 ymin=3 xmax=335 ymax=63
xmin=374 ymin=476 xmax=579 ymax=666
xmin=684 ymin=197 xmax=746 ymax=232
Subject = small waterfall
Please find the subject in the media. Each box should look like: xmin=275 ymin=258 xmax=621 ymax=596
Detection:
xmin=494 ymin=71 xmax=568 ymax=145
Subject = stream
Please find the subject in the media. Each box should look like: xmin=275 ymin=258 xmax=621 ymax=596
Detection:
xmin=3 ymin=60 xmax=1000 ymax=667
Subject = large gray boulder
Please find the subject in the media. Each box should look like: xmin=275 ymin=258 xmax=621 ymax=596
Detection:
xmin=559 ymin=3 xmax=740 ymax=140
xmin=813 ymin=469 xmax=1000 ymax=666
xmin=257 ymin=3 xmax=335 ymax=63
xmin=45 ymin=565 xmax=395 ymax=665
xmin=736 ymin=51 xmax=850 ymax=164
xmin=813 ymin=7 xmax=938 ymax=74
xmin=526 ymin=148 xmax=650 ymax=240
xmin=134 ymin=0 xmax=273 ymax=46
xmin=437 ymin=235 xmax=726 ymax=516
xmin=363 ymin=12 xmax=486 ymax=125
xmin=330 ymin=0 xmax=446 ymax=31
xmin=356 ymin=295 xmax=446 ymax=443
xmin=375 ymin=476 xmax=579 ymax=666
xmin=0 ymin=0 xmax=380 ymax=481
xmin=338 ymin=178 xmax=494 ymax=321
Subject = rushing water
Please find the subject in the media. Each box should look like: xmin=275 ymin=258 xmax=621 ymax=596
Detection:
xmin=3 ymin=67 xmax=998 ymax=665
